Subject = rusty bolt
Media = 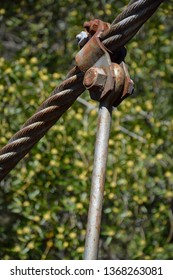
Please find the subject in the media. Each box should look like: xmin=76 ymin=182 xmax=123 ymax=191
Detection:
xmin=83 ymin=67 xmax=106 ymax=89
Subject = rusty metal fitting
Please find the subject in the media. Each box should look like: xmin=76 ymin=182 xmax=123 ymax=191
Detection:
xmin=84 ymin=67 xmax=106 ymax=89
xmin=75 ymin=18 xmax=134 ymax=107
xmin=112 ymin=62 xmax=134 ymax=107
xmin=112 ymin=63 xmax=125 ymax=95
xmin=83 ymin=67 xmax=107 ymax=101
xmin=83 ymin=64 xmax=125 ymax=103
xmin=84 ymin=19 xmax=110 ymax=36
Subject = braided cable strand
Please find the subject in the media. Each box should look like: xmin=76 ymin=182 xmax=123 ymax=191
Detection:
xmin=0 ymin=0 xmax=165 ymax=181
xmin=101 ymin=0 xmax=165 ymax=52
xmin=0 ymin=68 xmax=85 ymax=181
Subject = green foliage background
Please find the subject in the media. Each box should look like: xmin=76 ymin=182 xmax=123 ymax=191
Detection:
xmin=0 ymin=0 xmax=173 ymax=259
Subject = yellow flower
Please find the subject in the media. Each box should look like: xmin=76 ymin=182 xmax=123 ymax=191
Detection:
xmin=135 ymin=105 xmax=142 ymax=113
xmin=127 ymin=160 xmax=134 ymax=167
xmin=76 ymin=202 xmax=83 ymax=209
xmin=156 ymin=154 xmax=163 ymax=160
xmin=0 ymin=85 xmax=4 ymax=91
xmin=53 ymin=72 xmax=61 ymax=79
xmin=109 ymin=139 xmax=114 ymax=146
xmin=8 ymin=86 xmax=16 ymax=93
xmin=75 ymin=160 xmax=83 ymax=168
xmin=159 ymin=204 xmax=166 ymax=212
xmin=76 ymin=247 xmax=84 ymax=253
xmin=30 ymin=57 xmax=38 ymax=64
xmin=70 ymin=10 xmax=78 ymax=17
xmin=114 ymin=110 xmax=121 ymax=117
xmin=146 ymin=133 xmax=151 ymax=139
xmin=19 ymin=57 xmax=26 ymax=64
xmin=25 ymin=69 xmax=33 ymax=78
xmin=75 ymin=113 xmax=82 ymax=121
xmin=116 ymin=133 xmax=123 ymax=140
xmin=105 ymin=8 xmax=111 ymax=15
xmin=79 ymin=172 xmax=86 ymax=180
xmin=43 ymin=212 xmax=51 ymax=220
xmin=113 ymin=207 xmax=119 ymax=214
xmin=140 ymin=239 xmax=146 ymax=246
xmin=69 ymin=232 xmax=77 ymax=239
xmin=27 ymin=242 xmax=35 ymax=249
xmin=13 ymin=245 xmax=21 ymax=252
xmin=165 ymin=191 xmax=173 ymax=199
xmin=56 ymin=233 xmax=64 ymax=239
xmin=23 ymin=201 xmax=30 ymax=207
xmin=50 ymin=160 xmax=59 ymax=167
xmin=155 ymin=247 xmax=164 ymax=253
xmin=165 ymin=171 xmax=172 ymax=178
xmin=67 ymin=185 xmax=73 ymax=192
xmin=35 ymin=153 xmax=42 ymax=160
xmin=70 ymin=197 xmax=76 ymax=203
xmin=63 ymin=242 xmax=69 ymax=248
xmin=51 ymin=148 xmax=57 ymax=155
xmin=0 ymin=9 xmax=5 ymax=15
xmin=157 ymin=139 xmax=164 ymax=145
xmin=133 ymin=195 xmax=140 ymax=202
xmin=110 ymin=182 xmax=116 ymax=188
xmin=33 ymin=216 xmax=40 ymax=222
xmin=64 ymin=158 xmax=70 ymax=164
xmin=23 ymin=227 xmax=31 ymax=234
xmin=58 ymin=227 xmax=65 ymax=233
xmin=108 ymin=193 xmax=114 ymax=199
xmin=5 ymin=68 xmax=12 ymax=74
xmin=144 ymin=255 xmax=151 ymax=260
xmin=141 ymin=153 xmax=146 ymax=160
xmin=98 ymin=10 xmax=104 ymax=16
xmin=145 ymin=100 xmax=153 ymax=110
xmin=90 ymin=109 xmax=97 ymax=117
xmin=17 ymin=229 xmax=23 ymax=235
xmin=0 ymin=57 xmax=5 ymax=66
xmin=39 ymin=73 xmax=48 ymax=81
xmin=107 ymin=230 xmax=115 ymax=237
xmin=46 ymin=240 xmax=54 ymax=248
xmin=134 ymin=125 xmax=141 ymax=133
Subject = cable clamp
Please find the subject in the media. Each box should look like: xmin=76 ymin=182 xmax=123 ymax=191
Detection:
xmin=76 ymin=19 xmax=134 ymax=106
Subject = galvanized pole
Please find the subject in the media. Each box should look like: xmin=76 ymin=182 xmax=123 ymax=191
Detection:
xmin=84 ymin=99 xmax=112 ymax=260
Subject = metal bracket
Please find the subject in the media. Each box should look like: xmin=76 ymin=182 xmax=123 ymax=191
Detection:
xmin=75 ymin=19 xmax=134 ymax=107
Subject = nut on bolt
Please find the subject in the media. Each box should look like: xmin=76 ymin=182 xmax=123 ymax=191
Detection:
xmin=83 ymin=67 xmax=106 ymax=89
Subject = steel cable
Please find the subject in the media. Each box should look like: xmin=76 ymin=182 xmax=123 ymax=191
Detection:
xmin=101 ymin=0 xmax=165 ymax=52
xmin=0 ymin=0 xmax=165 ymax=181
xmin=0 ymin=67 xmax=85 ymax=181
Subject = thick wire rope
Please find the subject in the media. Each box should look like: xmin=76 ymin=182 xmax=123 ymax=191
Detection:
xmin=101 ymin=0 xmax=165 ymax=52
xmin=0 ymin=68 xmax=85 ymax=181
xmin=0 ymin=0 xmax=165 ymax=181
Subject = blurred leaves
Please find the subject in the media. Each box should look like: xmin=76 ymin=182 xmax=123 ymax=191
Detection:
xmin=0 ymin=0 xmax=173 ymax=260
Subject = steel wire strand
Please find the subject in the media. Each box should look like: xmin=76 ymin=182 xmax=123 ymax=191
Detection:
xmin=0 ymin=0 xmax=165 ymax=181
xmin=0 ymin=68 xmax=85 ymax=181
xmin=101 ymin=0 xmax=164 ymax=52
xmin=111 ymin=0 xmax=158 ymax=25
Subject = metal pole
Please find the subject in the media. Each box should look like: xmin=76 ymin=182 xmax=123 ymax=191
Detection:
xmin=84 ymin=99 xmax=112 ymax=260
